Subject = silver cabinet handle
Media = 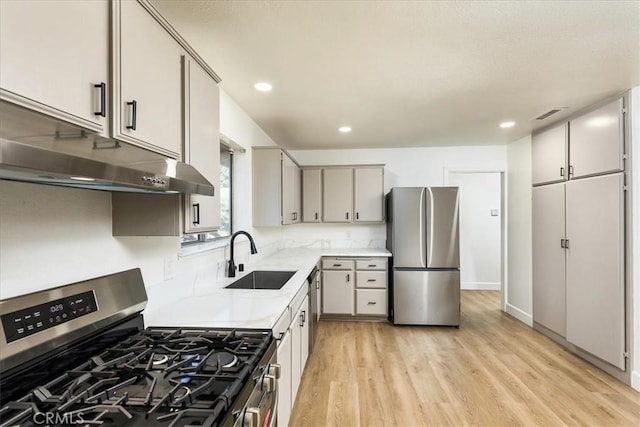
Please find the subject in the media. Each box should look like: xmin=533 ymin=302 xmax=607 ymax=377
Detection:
xmin=569 ymin=165 xmax=574 ymax=176
xmin=333 ymin=264 xmax=342 ymax=267
xmin=346 ymin=212 xmax=349 ymax=220
xmin=346 ymin=274 xmax=350 ymax=282
xmin=367 ymin=279 xmax=376 ymax=282
xmin=560 ymin=167 xmax=565 ymax=177
xmin=367 ymin=301 xmax=377 ymax=305
xmin=368 ymin=264 xmax=376 ymax=267
xmin=565 ymin=239 xmax=570 ymax=249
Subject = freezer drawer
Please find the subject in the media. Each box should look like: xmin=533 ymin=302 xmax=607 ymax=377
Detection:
xmin=393 ymin=270 xmax=460 ymax=326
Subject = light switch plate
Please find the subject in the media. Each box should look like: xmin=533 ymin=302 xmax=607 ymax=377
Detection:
xmin=164 ymin=257 xmax=177 ymax=280
xmin=491 ymin=209 xmax=499 ymax=216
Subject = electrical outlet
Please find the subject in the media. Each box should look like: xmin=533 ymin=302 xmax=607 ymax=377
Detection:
xmin=164 ymin=257 xmax=177 ymax=280
xmin=491 ymin=209 xmax=499 ymax=217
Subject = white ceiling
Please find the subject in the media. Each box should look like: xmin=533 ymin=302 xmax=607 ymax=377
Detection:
xmin=151 ymin=0 xmax=640 ymax=150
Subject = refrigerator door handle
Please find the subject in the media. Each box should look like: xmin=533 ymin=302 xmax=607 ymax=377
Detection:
xmin=420 ymin=188 xmax=427 ymax=266
xmin=425 ymin=187 xmax=433 ymax=267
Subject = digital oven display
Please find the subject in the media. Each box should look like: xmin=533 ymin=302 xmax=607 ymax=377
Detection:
xmin=1 ymin=290 xmax=98 ymax=343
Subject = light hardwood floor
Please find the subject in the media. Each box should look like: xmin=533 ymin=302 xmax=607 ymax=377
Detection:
xmin=289 ymin=291 xmax=639 ymax=427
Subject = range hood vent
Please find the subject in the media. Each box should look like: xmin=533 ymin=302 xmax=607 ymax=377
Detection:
xmin=534 ymin=107 xmax=568 ymax=121
xmin=0 ymin=101 xmax=214 ymax=196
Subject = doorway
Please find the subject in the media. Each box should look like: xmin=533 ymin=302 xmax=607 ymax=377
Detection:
xmin=447 ymin=171 xmax=504 ymax=305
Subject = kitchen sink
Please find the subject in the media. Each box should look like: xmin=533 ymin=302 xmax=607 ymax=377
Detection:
xmin=225 ymin=270 xmax=297 ymax=290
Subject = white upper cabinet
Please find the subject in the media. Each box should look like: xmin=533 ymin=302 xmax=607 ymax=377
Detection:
xmin=0 ymin=0 xmax=109 ymax=134
xmin=302 ymin=168 xmax=322 ymax=222
xmin=292 ymin=163 xmax=302 ymax=223
xmin=183 ymin=57 xmax=220 ymax=233
xmin=114 ymin=0 xmax=183 ymax=158
xmin=323 ymin=168 xmax=353 ymax=222
xmin=569 ymin=98 xmax=624 ymax=179
xmin=281 ymin=154 xmax=301 ymax=225
xmin=252 ymin=148 xmax=300 ymax=226
xmin=532 ymin=122 xmax=568 ymax=186
xmin=354 ymin=167 xmax=384 ymax=222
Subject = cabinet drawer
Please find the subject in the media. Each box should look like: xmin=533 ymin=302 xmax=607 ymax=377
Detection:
xmin=356 ymin=271 xmax=387 ymax=289
xmin=355 ymin=259 xmax=387 ymax=270
xmin=356 ymin=289 xmax=387 ymax=315
xmin=322 ymin=259 xmax=354 ymax=270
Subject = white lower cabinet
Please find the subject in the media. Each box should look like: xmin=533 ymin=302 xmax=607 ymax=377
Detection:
xmin=322 ymin=271 xmax=353 ymax=315
xmin=276 ymin=326 xmax=292 ymax=427
xmin=322 ymin=257 xmax=388 ymax=318
xmin=275 ymin=291 xmax=309 ymax=427
xmin=355 ymin=289 xmax=387 ymax=315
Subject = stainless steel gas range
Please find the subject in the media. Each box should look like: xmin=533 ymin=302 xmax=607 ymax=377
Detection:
xmin=0 ymin=269 xmax=279 ymax=427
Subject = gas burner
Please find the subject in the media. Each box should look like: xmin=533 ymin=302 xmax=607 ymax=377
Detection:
xmin=207 ymin=352 xmax=238 ymax=369
xmin=152 ymin=354 xmax=169 ymax=366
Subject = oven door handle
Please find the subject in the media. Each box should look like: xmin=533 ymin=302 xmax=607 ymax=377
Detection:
xmin=267 ymin=388 xmax=278 ymax=427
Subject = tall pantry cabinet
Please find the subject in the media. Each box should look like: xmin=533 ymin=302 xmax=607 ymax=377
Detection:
xmin=532 ymin=96 xmax=628 ymax=374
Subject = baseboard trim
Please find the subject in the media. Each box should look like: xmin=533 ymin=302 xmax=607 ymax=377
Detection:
xmin=505 ymin=303 xmax=533 ymax=326
xmin=461 ymin=281 xmax=501 ymax=290
xmin=632 ymin=371 xmax=640 ymax=392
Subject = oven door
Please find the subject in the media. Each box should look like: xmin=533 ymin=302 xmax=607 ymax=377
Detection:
xmin=231 ymin=346 xmax=278 ymax=427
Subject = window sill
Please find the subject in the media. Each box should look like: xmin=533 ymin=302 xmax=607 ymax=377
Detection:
xmin=179 ymin=237 xmax=230 ymax=258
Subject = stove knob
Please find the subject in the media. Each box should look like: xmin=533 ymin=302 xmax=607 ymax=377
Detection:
xmin=267 ymin=363 xmax=281 ymax=379
xmin=258 ymin=374 xmax=276 ymax=392
xmin=241 ymin=407 xmax=260 ymax=427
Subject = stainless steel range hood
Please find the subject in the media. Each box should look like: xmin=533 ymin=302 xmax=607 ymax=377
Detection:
xmin=0 ymin=102 xmax=215 ymax=196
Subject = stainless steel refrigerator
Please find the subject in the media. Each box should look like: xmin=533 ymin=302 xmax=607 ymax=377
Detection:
xmin=386 ymin=187 xmax=460 ymax=326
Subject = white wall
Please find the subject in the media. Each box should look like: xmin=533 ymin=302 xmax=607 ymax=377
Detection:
xmin=0 ymin=89 xmax=281 ymax=299
xmin=505 ymin=135 xmax=533 ymax=325
xmin=449 ymin=172 xmax=502 ymax=290
xmin=287 ymin=145 xmax=507 ymax=247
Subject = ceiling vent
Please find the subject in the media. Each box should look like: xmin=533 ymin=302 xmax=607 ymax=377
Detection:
xmin=533 ymin=107 xmax=568 ymax=121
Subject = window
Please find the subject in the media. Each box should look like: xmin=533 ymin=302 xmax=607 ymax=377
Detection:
xmin=181 ymin=144 xmax=233 ymax=245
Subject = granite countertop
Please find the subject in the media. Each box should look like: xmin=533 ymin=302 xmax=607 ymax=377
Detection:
xmin=143 ymin=247 xmax=391 ymax=330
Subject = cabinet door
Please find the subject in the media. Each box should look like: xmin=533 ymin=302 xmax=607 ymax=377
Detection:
xmin=292 ymin=164 xmax=302 ymax=223
xmin=321 ymin=271 xmax=354 ymax=315
xmin=532 ymin=183 xmax=566 ymax=336
xmin=0 ymin=0 xmax=109 ymax=133
xmin=290 ymin=315 xmax=302 ymax=401
xmin=303 ymin=169 xmax=322 ymax=222
xmin=566 ymin=173 xmax=625 ymax=370
xmin=116 ymin=0 xmax=183 ymax=158
xmin=184 ymin=58 xmax=220 ymax=233
xmin=323 ymin=168 xmax=353 ymax=222
xmin=532 ymin=123 xmax=568 ymax=185
xmin=277 ymin=328 xmax=292 ymax=427
xmin=570 ymin=98 xmax=624 ymax=179
xmin=281 ymin=154 xmax=295 ymax=225
xmin=354 ymin=167 xmax=384 ymax=222
xmin=300 ymin=296 xmax=310 ymax=371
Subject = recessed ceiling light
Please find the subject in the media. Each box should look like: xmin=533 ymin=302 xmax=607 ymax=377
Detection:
xmin=338 ymin=126 xmax=352 ymax=133
xmin=254 ymin=82 xmax=272 ymax=92
xmin=499 ymin=121 xmax=515 ymax=128
xmin=70 ymin=176 xmax=95 ymax=182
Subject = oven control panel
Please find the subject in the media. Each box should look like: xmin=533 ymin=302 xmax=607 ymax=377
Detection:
xmin=1 ymin=290 xmax=98 ymax=343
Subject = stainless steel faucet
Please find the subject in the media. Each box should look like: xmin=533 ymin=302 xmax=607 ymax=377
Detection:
xmin=227 ymin=231 xmax=258 ymax=277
